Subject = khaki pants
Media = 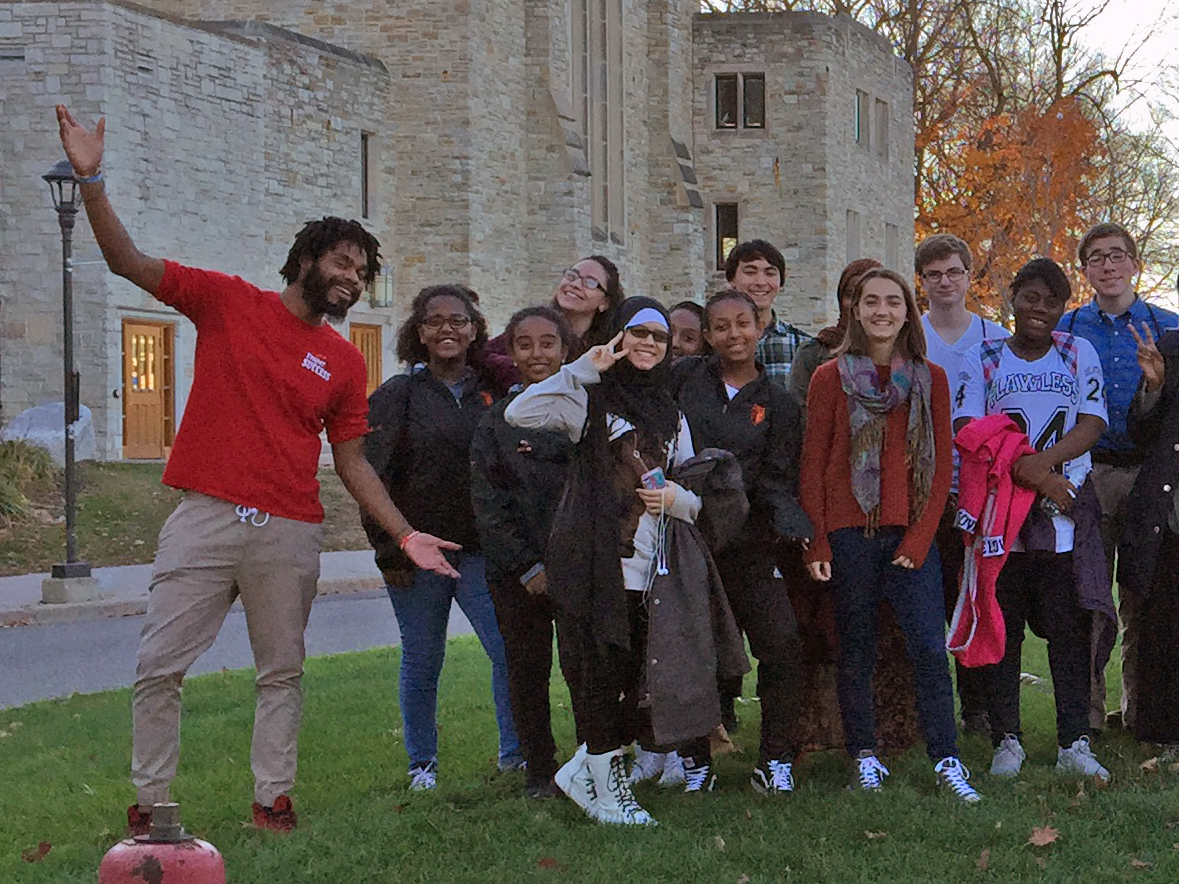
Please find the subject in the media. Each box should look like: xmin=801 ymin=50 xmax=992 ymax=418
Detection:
xmin=1088 ymin=462 xmax=1140 ymax=731
xmin=131 ymin=493 xmax=322 ymax=807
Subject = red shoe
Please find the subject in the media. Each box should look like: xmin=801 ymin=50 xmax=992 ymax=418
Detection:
xmin=252 ymin=794 xmax=297 ymax=832
xmin=126 ymin=804 xmax=153 ymax=838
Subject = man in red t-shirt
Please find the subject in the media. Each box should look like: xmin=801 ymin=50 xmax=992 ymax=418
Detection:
xmin=57 ymin=105 xmax=459 ymax=834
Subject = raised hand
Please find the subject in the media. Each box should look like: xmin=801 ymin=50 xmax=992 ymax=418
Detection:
xmin=55 ymin=104 xmax=105 ymax=178
xmin=1129 ymin=321 xmax=1165 ymax=392
xmin=588 ymin=330 xmax=630 ymax=373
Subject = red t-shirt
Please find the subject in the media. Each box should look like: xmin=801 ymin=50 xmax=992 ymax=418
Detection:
xmin=157 ymin=261 xmax=370 ymax=523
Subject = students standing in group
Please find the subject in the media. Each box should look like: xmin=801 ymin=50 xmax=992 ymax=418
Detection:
xmin=505 ymin=297 xmax=747 ymax=826
xmin=724 ymin=239 xmax=813 ymax=387
xmin=1058 ymin=223 xmax=1179 ymax=733
xmin=954 ymin=258 xmax=1115 ymax=782
xmin=471 ymin=306 xmax=577 ymax=799
xmin=671 ymin=289 xmax=811 ymax=795
xmin=365 ymin=285 xmax=520 ymax=792
xmin=1120 ymin=321 xmax=1179 ymax=757
xmin=801 ymin=267 xmax=981 ymax=802
xmin=915 ymin=234 xmax=1010 ymax=736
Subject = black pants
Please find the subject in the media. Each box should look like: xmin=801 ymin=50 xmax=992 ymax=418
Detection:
xmin=935 ymin=501 xmax=989 ymax=722
xmin=983 ymin=551 xmax=1090 ymax=748
xmin=487 ymin=576 xmax=559 ymax=777
xmin=715 ymin=547 xmax=802 ymax=762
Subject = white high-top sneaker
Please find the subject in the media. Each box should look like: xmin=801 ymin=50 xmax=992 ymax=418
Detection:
xmin=554 ymin=744 xmax=594 ymax=811
xmin=584 ymin=749 xmax=657 ymax=826
xmin=628 ymin=747 xmax=666 ymax=785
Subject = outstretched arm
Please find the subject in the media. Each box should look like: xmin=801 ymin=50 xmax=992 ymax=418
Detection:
xmin=56 ymin=105 xmax=165 ymax=294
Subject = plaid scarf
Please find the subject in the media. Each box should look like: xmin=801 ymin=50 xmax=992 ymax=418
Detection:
xmin=837 ymin=353 xmax=935 ymax=532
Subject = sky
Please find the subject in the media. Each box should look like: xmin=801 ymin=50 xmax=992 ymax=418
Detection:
xmin=1086 ymin=0 xmax=1178 ymax=137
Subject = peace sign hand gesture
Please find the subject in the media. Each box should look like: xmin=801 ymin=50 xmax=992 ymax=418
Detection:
xmin=55 ymin=105 xmax=105 ymax=179
xmin=1129 ymin=321 xmax=1165 ymax=393
xmin=588 ymin=330 xmax=630 ymax=373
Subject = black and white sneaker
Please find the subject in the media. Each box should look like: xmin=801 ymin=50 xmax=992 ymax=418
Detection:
xmin=751 ymin=758 xmax=795 ymax=795
xmin=682 ymin=756 xmax=716 ymax=793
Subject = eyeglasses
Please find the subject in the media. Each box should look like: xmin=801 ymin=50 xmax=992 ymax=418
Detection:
xmin=420 ymin=315 xmax=472 ymax=330
xmin=921 ymin=267 xmax=967 ymax=284
xmin=625 ymin=327 xmax=670 ymax=344
xmin=1085 ymin=249 xmax=1130 ymax=267
xmin=562 ymin=268 xmax=605 ymax=290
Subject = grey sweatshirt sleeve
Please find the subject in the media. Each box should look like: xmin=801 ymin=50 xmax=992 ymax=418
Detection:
xmin=503 ymin=351 xmax=601 ymax=443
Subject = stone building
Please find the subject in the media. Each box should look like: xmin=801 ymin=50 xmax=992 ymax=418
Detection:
xmin=0 ymin=0 xmax=912 ymax=461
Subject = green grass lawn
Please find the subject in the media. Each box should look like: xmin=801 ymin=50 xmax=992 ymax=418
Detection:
xmin=0 ymin=462 xmax=368 ymax=575
xmin=3 ymin=635 xmax=1177 ymax=883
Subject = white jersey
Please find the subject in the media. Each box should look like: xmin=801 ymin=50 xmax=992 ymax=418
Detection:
xmin=954 ymin=337 xmax=1107 ymax=553
xmin=923 ymin=313 xmax=1010 ymax=493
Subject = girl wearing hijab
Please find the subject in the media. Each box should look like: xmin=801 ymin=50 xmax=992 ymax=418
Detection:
xmin=471 ymin=306 xmax=576 ymax=799
xmin=505 ymin=297 xmax=746 ymax=826
xmin=800 ymin=268 xmax=981 ymax=803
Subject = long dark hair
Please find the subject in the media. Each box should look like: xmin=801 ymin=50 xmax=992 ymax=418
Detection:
xmin=553 ymin=255 xmax=626 ymax=349
xmin=395 ymin=284 xmax=488 ymax=366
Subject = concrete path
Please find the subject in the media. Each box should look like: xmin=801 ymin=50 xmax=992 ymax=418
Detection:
xmin=0 ymin=549 xmax=384 ymax=627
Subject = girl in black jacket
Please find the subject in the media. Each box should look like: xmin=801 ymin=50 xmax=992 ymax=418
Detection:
xmin=364 ymin=285 xmax=519 ymax=792
xmin=471 ymin=306 xmax=576 ymax=798
xmin=673 ymin=288 xmax=811 ymax=795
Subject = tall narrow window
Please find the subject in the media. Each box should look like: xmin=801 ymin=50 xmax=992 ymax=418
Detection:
xmin=715 ymin=73 xmax=766 ymax=130
xmin=855 ymin=90 xmax=869 ymax=146
xmin=846 ymin=210 xmax=861 ymax=264
xmin=360 ymin=132 xmax=372 ymax=219
xmin=576 ymin=0 xmax=624 ymax=241
xmin=716 ymin=203 xmax=739 ymax=269
xmin=875 ymin=98 xmax=889 ymax=160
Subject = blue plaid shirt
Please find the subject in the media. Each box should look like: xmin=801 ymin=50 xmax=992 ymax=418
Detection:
xmin=1058 ymin=297 xmax=1179 ymax=453
xmin=756 ymin=313 xmax=814 ymax=389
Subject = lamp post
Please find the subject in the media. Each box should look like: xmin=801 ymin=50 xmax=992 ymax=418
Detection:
xmin=42 ymin=158 xmax=91 ymax=580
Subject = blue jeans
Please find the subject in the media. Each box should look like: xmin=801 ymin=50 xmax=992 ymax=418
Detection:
xmin=387 ymin=552 xmax=519 ymax=768
xmin=829 ymin=528 xmax=959 ymax=761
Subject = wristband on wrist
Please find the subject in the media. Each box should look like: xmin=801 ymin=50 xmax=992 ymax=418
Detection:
xmin=398 ymin=530 xmax=420 ymax=551
xmin=519 ymin=562 xmax=545 ymax=586
xmin=75 ymin=170 xmax=104 ymax=184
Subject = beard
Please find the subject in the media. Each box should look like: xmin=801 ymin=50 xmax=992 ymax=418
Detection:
xmin=301 ymin=261 xmax=359 ymax=323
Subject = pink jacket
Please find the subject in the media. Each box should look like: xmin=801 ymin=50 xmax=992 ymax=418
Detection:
xmin=947 ymin=414 xmax=1036 ymax=667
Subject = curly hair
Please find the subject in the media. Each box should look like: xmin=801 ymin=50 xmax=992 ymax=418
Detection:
xmin=395 ymin=284 xmax=488 ymax=366
xmin=279 ymin=217 xmax=382 ymax=287
xmin=504 ymin=305 xmax=576 ymax=356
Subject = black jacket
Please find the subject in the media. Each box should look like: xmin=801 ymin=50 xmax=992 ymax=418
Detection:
xmin=672 ymin=355 xmax=812 ymax=545
xmin=363 ymin=368 xmax=494 ymax=573
xmin=470 ymin=392 xmax=574 ymax=583
xmin=1120 ymin=330 xmax=1179 ymax=596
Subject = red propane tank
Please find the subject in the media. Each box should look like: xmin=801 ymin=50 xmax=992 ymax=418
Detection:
xmin=98 ymin=802 xmax=226 ymax=884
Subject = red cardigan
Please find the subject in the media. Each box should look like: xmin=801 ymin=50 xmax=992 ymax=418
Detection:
xmin=800 ymin=358 xmax=952 ymax=568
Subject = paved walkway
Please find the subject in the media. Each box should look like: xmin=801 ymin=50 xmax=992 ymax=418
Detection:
xmin=0 ymin=549 xmax=384 ymax=627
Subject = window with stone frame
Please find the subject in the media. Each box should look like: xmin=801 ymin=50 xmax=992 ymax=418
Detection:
xmin=855 ymin=89 xmax=870 ymax=147
xmin=716 ymin=202 xmax=739 ymax=269
xmin=573 ymin=0 xmax=625 ymax=244
xmin=874 ymin=98 xmax=889 ymax=160
xmin=846 ymin=209 xmax=861 ymax=264
xmin=715 ymin=72 xmax=766 ymax=130
xmin=360 ymin=132 xmax=373 ymax=219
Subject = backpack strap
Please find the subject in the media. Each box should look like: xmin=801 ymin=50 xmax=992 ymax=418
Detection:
xmin=979 ymin=337 xmax=1007 ymax=391
xmin=1049 ymin=330 xmax=1079 ymax=378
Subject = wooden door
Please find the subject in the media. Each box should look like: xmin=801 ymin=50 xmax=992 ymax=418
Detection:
xmin=122 ymin=321 xmax=172 ymax=459
xmin=349 ymin=323 xmax=383 ymax=397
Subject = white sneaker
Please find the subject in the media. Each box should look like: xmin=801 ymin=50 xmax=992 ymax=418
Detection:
xmin=1056 ymin=736 xmax=1110 ymax=782
xmin=853 ymin=752 xmax=890 ymax=791
xmin=657 ymin=750 xmax=686 ymax=787
xmin=935 ymin=756 xmax=982 ymax=803
xmin=628 ymin=748 xmax=666 ymax=785
xmin=555 ymin=744 xmax=594 ymax=811
xmin=408 ymin=761 xmax=437 ymax=791
xmin=990 ymin=734 xmax=1026 ymax=778
xmin=585 ymin=750 xmax=657 ymax=826
xmin=751 ymin=758 xmax=795 ymax=795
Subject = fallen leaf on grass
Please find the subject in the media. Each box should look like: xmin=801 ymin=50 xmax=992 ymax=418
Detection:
xmin=1141 ymin=757 xmax=1160 ymax=773
xmin=537 ymin=857 xmax=560 ymax=870
xmin=1034 ymin=856 xmax=1047 ymax=870
xmin=21 ymin=842 xmax=50 ymax=863
xmin=1169 ymin=763 xmax=1179 ymax=774
xmin=976 ymin=848 xmax=990 ymax=871
xmin=713 ymin=836 xmax=726 ymax=851
xmin=1092 ymin=773 xmax=1111 ymax=791
xmin=745 ymin=809 xmax=753 ymax=820
xmin=1130 ymin=857 xmax=1152 ymax=869
xmin=1028 ymin=825 xmax=1060 ymax=847
xmin=865 ymin=831 xmax=887 ymax=840
xmin=736 ymin=876 xmax=750 ymax=884
xmin=393 ymin=803 xmax=409 ymax=813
